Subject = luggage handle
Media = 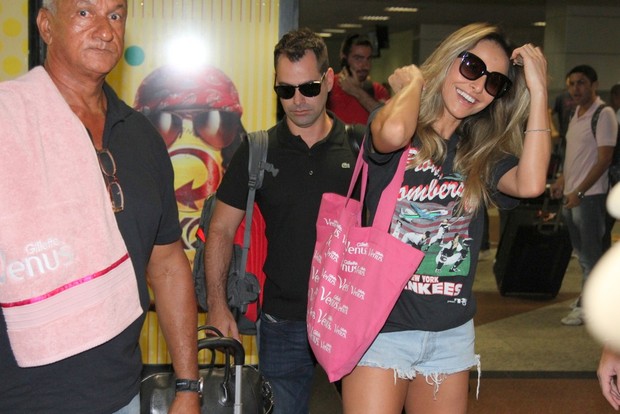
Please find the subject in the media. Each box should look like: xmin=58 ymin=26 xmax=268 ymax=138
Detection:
xmin=198 ymin=336 xmax=245 ymax=366
xmin=536 ymin=220 xmax=561 ymax=235
xmin=197 ymin=325 xmax=245 ymax=366
xmin=197 ymin=326 xmax=246 ymax=413
xmin=535 ymin=187 xmax=563 ymax=234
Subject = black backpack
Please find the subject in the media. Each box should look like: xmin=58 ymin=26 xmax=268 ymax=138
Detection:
xmin=192 ymin=130 xmax=274 ymax=335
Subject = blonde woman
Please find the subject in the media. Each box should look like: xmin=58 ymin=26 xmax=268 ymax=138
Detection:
xmin=342 ymin=23 xmax=550 ymax=414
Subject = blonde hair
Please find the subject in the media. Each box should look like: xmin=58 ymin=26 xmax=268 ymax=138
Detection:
xmin=414 ymin=23 xmax=529 ymax=213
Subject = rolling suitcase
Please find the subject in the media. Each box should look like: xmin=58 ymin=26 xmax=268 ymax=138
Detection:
xmin=493 ymin=194 xmax=572 ymax=299
xmin=140 ymin=326 xmax=273 ymax=414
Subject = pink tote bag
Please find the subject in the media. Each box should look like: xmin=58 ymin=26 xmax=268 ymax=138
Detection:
xmin=307 ymin=145 xmax=424 ymax=382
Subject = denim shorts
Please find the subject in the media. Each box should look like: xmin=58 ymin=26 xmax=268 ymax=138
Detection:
xmin=358 ymin=319 xmax=480 ymax=396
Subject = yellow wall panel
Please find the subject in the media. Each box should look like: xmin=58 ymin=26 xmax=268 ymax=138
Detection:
xmin=0 ymin=0 xmax=29 ymax=80
xmin=107 ymin=0 xmax=279 ymax=366
xmin=108 ymin=0 xmax=278 ymax=132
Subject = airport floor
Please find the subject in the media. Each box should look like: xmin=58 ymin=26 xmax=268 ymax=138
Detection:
xmin=309 ymin=208 xmax=618 ymax=413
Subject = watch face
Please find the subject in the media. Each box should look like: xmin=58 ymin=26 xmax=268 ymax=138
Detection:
xmin=176 ymin=378 xmax=203 ymax=395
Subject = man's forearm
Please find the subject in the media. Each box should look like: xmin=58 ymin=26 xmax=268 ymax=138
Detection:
xmin=147 ymin=242 xmax=199 ymax=379
xmin=156 ymin=284 xmax=199 ymax=378
xmin=574 ymin=148 xmax=613 ymax=194
xmin=204 ymin=230 xmax=234 ymax=310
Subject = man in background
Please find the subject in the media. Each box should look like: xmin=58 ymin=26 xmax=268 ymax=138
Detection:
xmin=551 ymin=65 xmax=618 ymax=326
xmin=327 ymin=33 xmax=390 ymax=124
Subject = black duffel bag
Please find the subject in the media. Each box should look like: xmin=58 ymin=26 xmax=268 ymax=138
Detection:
xmin=141 ymin=326 xmax=273 ymax=414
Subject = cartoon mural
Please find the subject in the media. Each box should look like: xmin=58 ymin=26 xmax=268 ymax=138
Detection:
xmin=134 ymin=64 xmax=246 ymax=251
xmin=104 ymin=0 xmax=280 ymax=365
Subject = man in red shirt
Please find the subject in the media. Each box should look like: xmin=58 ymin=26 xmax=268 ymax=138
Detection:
xmin=328 ymin=34 xmax=390 ymax=124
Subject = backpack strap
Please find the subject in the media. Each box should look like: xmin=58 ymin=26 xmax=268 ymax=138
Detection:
xmin=590 ymin=104 xmax=607 ymax=138
xmin=248 ymin=130 xmax=269 ymax=191
xmin=345 ymin=123 xmax=365 ymax=157
xmin=239 ymin=131 xmax=269 ymax=280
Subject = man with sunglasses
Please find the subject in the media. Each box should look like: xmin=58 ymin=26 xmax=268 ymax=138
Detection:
xmin=327 ymin=34 xmax=390 ymax=124
xmin=0 ymin=1 xmax=200 ymax=413
xmin=204 ymin=28 xmax=358 ymax=414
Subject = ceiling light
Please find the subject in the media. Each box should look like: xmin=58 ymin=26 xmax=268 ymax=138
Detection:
xmin=316 ymin=32 xmax=333 ymax=38
xmin=532 ymin=21 xmax=546 ymax=27
xmin=385 ymin=7 xmax=418 ymax=13
xmin=338 ymin=23 xmax=363 ymax=29
xmin=323 ymin=28 xmax=347 ymax=34
xmin=359 ymin=16 xmax=390 ymax=21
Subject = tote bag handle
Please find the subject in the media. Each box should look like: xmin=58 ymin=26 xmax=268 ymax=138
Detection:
xmin=345 ymin=140 xmax=410 ymax=232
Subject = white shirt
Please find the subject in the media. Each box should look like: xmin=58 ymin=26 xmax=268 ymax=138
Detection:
xmin=563 ymin=97 xmax=618 ymax=195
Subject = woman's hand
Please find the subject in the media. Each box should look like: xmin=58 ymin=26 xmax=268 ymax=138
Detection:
xmin=371 ymin=65 xmax=424 ymax=153
xmin=511 ymin=44 xmax=547 ymax=93
xmin=499 ymin=44 xmax=551 ymax=199
xmin=599 ymin=346 xmax=620 ymax=410
xmin=388 ymin=64 xmax=424 ymax=95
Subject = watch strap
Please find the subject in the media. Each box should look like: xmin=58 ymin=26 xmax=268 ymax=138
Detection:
xmin=175 ymin=378 xmax=203 ymax=396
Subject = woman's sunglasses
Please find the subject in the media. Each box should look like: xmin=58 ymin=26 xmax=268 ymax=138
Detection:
xmin=457 ymin=51 xmax=512 ymax=98
xmin=273 ymin=72 xmax=326 ymax=100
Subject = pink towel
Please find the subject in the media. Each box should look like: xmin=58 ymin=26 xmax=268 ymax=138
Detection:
xmin=0 ymin=67 xmax=142 ymax=367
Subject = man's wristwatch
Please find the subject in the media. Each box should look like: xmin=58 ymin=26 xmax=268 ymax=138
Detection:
xmin=175 ymin=378 xmax=203 ymax=397
xmin=577 ymin=191 xmax=585 ymax=199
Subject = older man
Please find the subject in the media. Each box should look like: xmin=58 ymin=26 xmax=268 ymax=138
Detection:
xmin=0 ymin=1 xmax=199 ymax=413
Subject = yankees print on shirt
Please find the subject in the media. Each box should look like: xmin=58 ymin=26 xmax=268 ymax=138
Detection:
xmin=390 ymin=147 xmax=473 ymax=299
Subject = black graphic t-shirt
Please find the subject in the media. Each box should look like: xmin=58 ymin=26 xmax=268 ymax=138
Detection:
xmin=365 ymin=134 xmax=518 ymax=332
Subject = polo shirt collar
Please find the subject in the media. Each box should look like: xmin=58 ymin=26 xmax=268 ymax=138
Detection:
xmin=102 ymin=82 xmax=134 ymax=145
xmin=276 ymin=110 xmax=346 ymax=150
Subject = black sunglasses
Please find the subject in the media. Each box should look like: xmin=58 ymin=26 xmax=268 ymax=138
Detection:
xmin=97 ymin=148 xmax=124 ymax=213
xmin=273 ymin=72 xmax=326 ymax=100
xmin=457 ymin=52 xmax=512 ymax=98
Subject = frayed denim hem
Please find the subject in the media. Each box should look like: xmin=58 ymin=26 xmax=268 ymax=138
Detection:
xmin=377 ymin=354 xmax=482 ymax=400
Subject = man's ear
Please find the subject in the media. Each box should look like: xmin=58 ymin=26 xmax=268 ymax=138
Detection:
xmin=36 ymin=8 xmax=53 ymax=46
xmin=326 ymin=67 xmax=335 ymax=92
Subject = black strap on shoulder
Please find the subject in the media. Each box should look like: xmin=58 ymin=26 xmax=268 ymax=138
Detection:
xmin=590 ymin=104 xmax=607 ymax=138
xmin=345 ymin=123 xmax=365 ymax=157
xmin=248 ymin=130 xmax=268 ymax=191
xmin=238 ymin=130 xmax=269 ymax=279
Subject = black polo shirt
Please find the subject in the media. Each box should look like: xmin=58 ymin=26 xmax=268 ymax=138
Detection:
xmin=217 ymin=114 xmax=357 ymax=320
